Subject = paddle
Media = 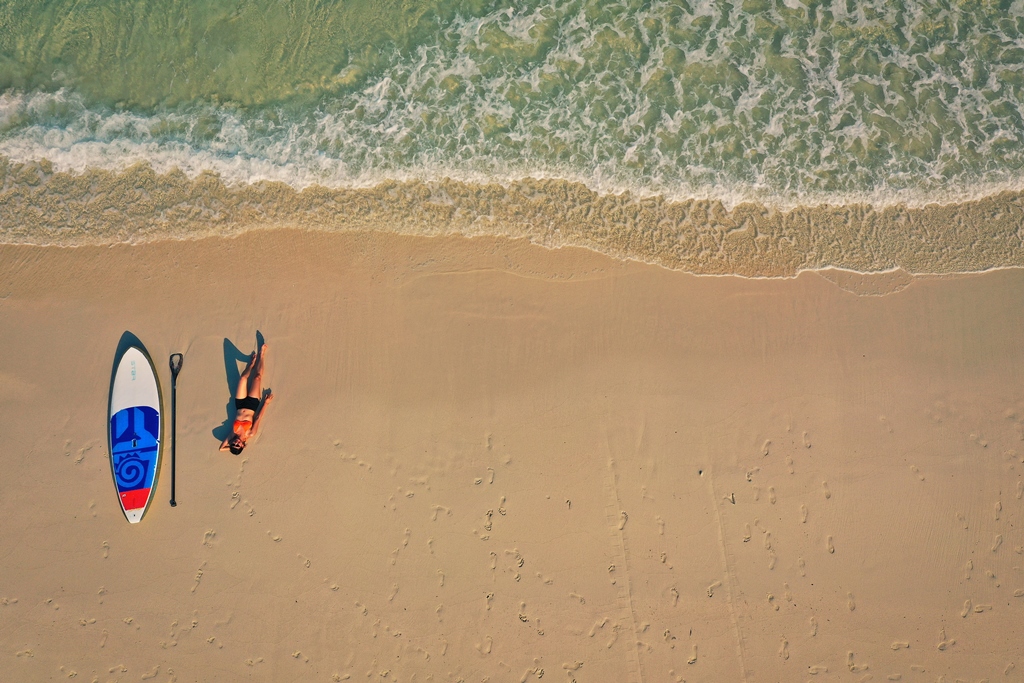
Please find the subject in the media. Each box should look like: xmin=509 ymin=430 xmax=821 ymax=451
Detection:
xmin=169 ymin=353 xmax=183 ymax=507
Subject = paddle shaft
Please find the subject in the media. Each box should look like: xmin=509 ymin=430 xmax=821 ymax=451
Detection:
xmin=169 ymin=374 xmax=177 ymax=506
xmin=169 ymin=354 xmax=183 ymax=507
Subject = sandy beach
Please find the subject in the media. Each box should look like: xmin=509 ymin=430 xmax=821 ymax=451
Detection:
xmin=1 ymin=230 xmax=1023 ymax=682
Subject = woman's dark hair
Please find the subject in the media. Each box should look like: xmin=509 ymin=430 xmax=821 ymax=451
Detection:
xmin=229 ymin=443 xmax=244 ymax=455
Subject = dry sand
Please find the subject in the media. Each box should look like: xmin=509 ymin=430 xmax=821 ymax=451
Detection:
xmin=1 ymin=230 xmax=1023 ymax=682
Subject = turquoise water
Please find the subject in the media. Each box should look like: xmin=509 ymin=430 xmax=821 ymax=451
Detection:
xmin=2 ymin=0 xmax=1024 ymax=269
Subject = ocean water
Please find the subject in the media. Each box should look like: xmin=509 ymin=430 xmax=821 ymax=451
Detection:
xmin=2 ymin=0 xmax=1024 ymax=274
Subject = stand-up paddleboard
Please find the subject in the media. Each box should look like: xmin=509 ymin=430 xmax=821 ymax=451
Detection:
xmin=108 ymin=333 xmax=163 ymax=523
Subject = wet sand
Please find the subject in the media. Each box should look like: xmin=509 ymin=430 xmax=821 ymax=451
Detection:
xmin=6 ymin=162 xmax=1024 ymax=277
xmin=1 ymin=230 xmax=1022 ymax=681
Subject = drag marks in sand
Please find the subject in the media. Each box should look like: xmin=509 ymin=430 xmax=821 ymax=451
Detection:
xmin=602 ymin=452 xmax=644 ymax=683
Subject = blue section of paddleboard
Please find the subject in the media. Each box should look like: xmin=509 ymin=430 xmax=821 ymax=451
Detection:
xmin=109 ymin=406 xmax=160 ymax=493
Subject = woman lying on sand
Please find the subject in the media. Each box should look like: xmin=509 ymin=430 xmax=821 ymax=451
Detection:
xmin=220 ymin=343 xmax=273 ymax=455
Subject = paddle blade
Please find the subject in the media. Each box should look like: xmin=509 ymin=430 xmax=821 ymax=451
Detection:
xmin=169 ymin=353 xmax=183 ymax=378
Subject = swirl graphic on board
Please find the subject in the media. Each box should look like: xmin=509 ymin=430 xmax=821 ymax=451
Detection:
xmin=115 ymin=454 xmax=149 ymax=490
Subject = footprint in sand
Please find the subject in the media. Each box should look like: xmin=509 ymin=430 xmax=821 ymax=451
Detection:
xmin=662 ymin=628 xmax=678 ymax=648
xmin=475 ymin=635 xmax=493 ymax=655
xmin=191 ymin=562 xmax=206 ymax=593
xmin=588 ymin=617 xmax=609 ymax=637
xmin=936 ymin=628 xmax=955 ymax=651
